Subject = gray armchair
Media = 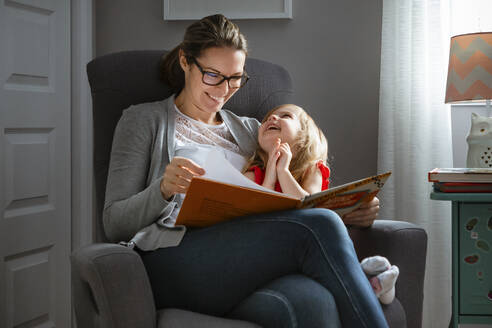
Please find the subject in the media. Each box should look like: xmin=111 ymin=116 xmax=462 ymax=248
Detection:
xmin=72 ymin=50 xmax=427 ymax=328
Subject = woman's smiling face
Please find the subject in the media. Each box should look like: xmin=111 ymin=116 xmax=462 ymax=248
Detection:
xmin=258 ymin=105 xmax=302 ymax=153
xmin=179 ymin=46 xmax=246 ymax=122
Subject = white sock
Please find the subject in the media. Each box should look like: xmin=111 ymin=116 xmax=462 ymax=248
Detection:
xmin=361 ymin=255 xmax=391 ymax=275
xmin=371 ymin=265 xmax=399 ymax=304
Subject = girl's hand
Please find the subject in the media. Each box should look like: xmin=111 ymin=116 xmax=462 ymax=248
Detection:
xmin=263 ymin=138 xmax=281 ymax=189
xmin=342 ymin=196 xmax=380 ymax=227
xmin=276 ymin=142 xmax=292 ymax=173
xmin=267 ymin=138 xmax=282 ymax=165
xmin=160 ymin=157 xmax=205 ymax=200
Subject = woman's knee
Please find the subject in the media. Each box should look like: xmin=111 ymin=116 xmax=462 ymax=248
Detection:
xmin=296 ymin=208 xmax=348 ymax=236
xmin=227 ymin=274 xmax=342 ymax=328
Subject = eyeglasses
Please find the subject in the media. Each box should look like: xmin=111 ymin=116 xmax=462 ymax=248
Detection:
xmin=191 ymin=57 xmax=249 ymax=89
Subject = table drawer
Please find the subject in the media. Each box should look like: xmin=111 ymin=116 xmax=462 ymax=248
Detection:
xmin=459 ymin=203 xmax=492 ymax=315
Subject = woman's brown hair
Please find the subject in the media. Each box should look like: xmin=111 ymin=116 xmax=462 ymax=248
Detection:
xmin=244 ymin=105 xmax=329 ymax=185
xmin=161 ymin=14 xmax=248 ymax=94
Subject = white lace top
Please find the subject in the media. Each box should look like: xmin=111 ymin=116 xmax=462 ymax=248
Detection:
xmin=174 ymin=105 xmax=242 ymax=155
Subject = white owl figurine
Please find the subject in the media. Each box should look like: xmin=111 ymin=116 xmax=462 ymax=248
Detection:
xmin=466 ymin=113 xmax=492 ymax=168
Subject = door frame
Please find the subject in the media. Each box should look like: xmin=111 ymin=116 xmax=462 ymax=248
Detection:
xmin=71 ymin=0 xmax=94 ymax=250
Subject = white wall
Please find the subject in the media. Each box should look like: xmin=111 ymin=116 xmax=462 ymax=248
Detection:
xmin=95 ymin=0 xmax=383 ymax=186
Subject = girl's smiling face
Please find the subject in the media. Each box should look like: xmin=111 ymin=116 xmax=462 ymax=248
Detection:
xmin=258 ymin=105 xmax=302 ymax=153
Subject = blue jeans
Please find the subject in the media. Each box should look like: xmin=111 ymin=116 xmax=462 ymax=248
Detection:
xmin=139 ymin=208 xmax=388 ymax=328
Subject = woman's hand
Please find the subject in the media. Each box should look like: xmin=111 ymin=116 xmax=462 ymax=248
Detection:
xmin=160 ymin=157 xmax=205 ymax=200
xmin=276 ymin=142 xmax=292 ymax=174
xmin=342 ymin=196 xmax=380 ymax=228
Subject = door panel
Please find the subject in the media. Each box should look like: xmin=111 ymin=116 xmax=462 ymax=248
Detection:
xmin=0 ymin=0 xmax=71 ymax=327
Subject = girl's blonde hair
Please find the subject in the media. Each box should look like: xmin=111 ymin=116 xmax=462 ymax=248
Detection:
xmin=244 ymin=104 xmax=328 ymax=184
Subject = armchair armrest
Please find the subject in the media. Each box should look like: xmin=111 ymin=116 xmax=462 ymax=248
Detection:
xmin=71 ymin=243 xmax=156 ymax=328
xmin=349 ymin=220 xmax=427 ymax=328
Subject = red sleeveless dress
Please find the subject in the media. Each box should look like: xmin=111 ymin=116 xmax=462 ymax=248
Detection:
xmin=250 ymin=161 xmax=330 ymax=192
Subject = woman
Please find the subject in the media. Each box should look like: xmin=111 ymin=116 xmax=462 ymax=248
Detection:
xmin=104 ymin=14 xmax=387 ymax=328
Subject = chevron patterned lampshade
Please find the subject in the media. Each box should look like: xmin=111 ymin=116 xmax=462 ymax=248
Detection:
xmin=445 ymin=32 xmax=492 ymax=103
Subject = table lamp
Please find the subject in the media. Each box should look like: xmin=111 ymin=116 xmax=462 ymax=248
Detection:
xmin=445 ymin=32 xmax=492 ymax=168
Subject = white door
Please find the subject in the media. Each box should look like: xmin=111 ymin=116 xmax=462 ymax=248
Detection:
xmin=0 ymin=0 xmax=71 ymax=327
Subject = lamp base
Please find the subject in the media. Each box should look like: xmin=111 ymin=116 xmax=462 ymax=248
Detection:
xmin=466 ymin=110 xmax=492 ymax=168
xmin=466 ymin=144 xmax=492 ymax=168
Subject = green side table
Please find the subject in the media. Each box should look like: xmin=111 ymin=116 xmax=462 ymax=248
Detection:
xmin=430 ymin=192 xmax=492 ymax=327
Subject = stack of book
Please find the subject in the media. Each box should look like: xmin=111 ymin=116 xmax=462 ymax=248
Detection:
xmin=428 ymin=168 xmax=492 ymax=193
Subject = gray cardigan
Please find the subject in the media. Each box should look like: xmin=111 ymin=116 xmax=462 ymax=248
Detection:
xmin=104 ymin=96 xmax=260 ymax=249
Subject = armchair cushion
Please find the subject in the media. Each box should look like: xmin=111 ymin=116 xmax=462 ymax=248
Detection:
xmin=157 ymin=309 xmax=260 ymax=328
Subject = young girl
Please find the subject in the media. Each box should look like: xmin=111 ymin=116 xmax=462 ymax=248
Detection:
xmin=244 ymin=104 xmax=399 ymax=304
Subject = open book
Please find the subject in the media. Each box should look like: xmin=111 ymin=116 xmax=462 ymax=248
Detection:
xmin=175 ymin=150 xmax=391 ymax=227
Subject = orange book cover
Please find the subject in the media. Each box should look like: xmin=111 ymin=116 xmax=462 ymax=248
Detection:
xmin=175 ymin=172 xmax=392 ymax=227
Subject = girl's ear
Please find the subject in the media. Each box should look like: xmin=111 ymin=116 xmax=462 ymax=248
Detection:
xmin=179 ymin=49 xmax=189 ymax=71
